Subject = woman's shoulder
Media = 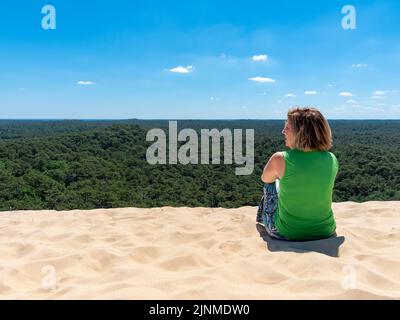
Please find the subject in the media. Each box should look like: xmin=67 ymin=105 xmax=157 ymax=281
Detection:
xmin=315 ymin=151 xmax=339 ymax=170
xmin=268 ymin=152 xmax=286 ymax=168
xmin=273 ymin=151 xmax=286 ymax=168
xmin=324 ymin=150 xmax=337 ymax=159
xmin=273 ymin=151 xmax=286 ymax=160
xmin=272 ymin=152 xmax=286 ymax=180
xmin=327 ymin=151 xmax=339 ymax=168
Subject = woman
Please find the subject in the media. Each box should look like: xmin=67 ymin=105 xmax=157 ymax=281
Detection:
xmin=256 ymin=107 xmax=339 ymax=241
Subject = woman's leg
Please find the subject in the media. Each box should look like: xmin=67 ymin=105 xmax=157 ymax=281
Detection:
xmin=262 ymin=181 xmax=279 ymax=230
xmin=256 ymin=194 xmax=265 ymax=223
xmin=257 ymin=180 xmax=290 ymax=240
xmin=256 ymin=180 xmax=278 ymax=224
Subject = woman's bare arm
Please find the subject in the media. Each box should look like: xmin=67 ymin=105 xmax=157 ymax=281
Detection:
xmin=261 ymin=152 xmax=282 ymax=183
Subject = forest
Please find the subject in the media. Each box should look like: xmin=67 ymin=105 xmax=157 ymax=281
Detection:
xmin=0 ymin=119 xmax=399 ymax=210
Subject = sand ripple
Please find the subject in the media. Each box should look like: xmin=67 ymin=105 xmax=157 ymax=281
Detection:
xmin=0 ymin=202 xmax=399 ymax=299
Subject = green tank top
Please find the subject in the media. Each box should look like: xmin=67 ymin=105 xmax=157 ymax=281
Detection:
xmin=275 ymin=149 xmax=339 ymax=240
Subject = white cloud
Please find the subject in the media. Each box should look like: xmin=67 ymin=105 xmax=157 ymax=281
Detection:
xmin=346 ymin=99 xmax=357 ymax=104
xmin=248 ymin=76 xmax=275 ymax=83
xmin=391 ymin=90 xmax=399 ymax=93
xmin=371 ymin=95 xmax=386 ymax=99
xmin=352 ymin=63 xmax=367 ymax=68
xmin=220 ymin=53 xmax=233 ymax=59
xmin=327 ymin=84 xmax=334 ymax=87
xmin=277 ymin=100 xmax=283 ymax=104
xmin=372 ymin=90 xmax=385 ymax=95
xmin=339 ymin=92 xmax=354 ymax=97
xmin=304 ymin=91 xmax=317 ymax=95
xmin=168 ymin=65 xmax=193 ymax=73
xmin=366 ymin=106 xmax=384 ymax=112
xmin=284 ymin=93 xmax=296 ymax=97
xmin=252 ymin=54 xmax=268 ymax=61
xmin=77 ymin=81 xmax=96 ymax=85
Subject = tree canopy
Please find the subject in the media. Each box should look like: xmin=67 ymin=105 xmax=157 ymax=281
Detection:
xmin=0 ymin=120 xmax=399 ymax=210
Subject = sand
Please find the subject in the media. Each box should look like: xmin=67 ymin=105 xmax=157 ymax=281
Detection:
xmin=0 ymin=201 xmax=399 ymax=299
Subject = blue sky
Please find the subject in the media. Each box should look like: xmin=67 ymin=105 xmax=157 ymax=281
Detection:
xmin=1 ymin=0 xmax=400 ymax=119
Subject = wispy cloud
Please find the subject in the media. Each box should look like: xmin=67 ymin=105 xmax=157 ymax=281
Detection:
xmin=252 ymin=54 xmax=268 ymax=61
xmin=248 ymin=76 xmax=275 ymax=83
xmin=168 ymin=65 xmax=194 ymax=73
xmin=352 ymin=63 xmax=367 ymax=68
xmin=327 ymin=84 xmax=334 ymax=87
xmin=339 ymin=92 xmax=354 ymax=97
xmin=220 ymin=53 xmax=233 ymax=59
xmin=371 ymin=95 xmax=386 ymax=99
xmin=77 ymin=81 xmax=96 ymax=85
xmin=284 ymin=93 xmax=296 ymax=97
xmin=371 ymin=91 xmax=386 ymax=99
xmin=346 ymin=99 xmax=357 ymax=104
xmin=304 ymin=91 xmax=317 ymax=95
xmin=366 ymin=106 xmax=385 ymax=112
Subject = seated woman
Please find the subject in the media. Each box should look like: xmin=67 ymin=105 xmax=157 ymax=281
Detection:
xmin=257 ymin=107 xmax=339 ymax=241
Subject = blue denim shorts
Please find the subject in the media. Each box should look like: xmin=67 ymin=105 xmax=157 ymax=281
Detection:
xmin=256 ymin=181 xmax=290 ymax=241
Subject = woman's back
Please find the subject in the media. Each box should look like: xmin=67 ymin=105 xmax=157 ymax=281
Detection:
xmin=275 ymin=149 xmax=339 ymax=240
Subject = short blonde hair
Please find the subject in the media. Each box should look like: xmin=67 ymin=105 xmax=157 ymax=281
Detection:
xmin=287 ymin=107 xmax=333 ymax=151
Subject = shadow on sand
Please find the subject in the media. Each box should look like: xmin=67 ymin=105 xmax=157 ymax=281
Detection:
xmin=256 ymin=224 xmax=345 ymax=258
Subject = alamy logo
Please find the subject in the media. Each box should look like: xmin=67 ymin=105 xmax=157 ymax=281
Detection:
xmin=41 ymin=5 xmax=56 ymax=30
xmin=41 ymin=265 xmax=57 ymax=290
xmin=341 ymin=5 xmax=356 ymax=30
xmin=341 ymin=265 xmax=357 ymax=290
xmin=146 ymin=121 xmax=254 ymax=175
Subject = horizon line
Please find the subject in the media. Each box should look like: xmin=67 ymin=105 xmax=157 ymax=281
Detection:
xmin=0 ymin=118 xmax=400 ymax=121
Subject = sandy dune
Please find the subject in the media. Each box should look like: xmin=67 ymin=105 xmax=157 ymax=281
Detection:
xmin=0 ymin=201 xmax=399 ymax=299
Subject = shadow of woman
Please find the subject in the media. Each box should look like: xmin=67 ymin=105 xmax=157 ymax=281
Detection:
xmin=256 ymin=224 xmax=345 ymax=258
